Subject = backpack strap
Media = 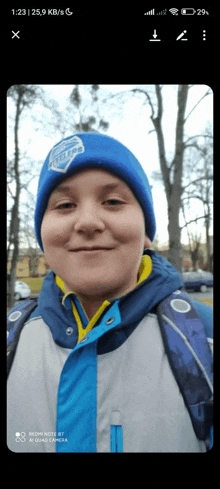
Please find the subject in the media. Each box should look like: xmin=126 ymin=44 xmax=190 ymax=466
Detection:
xmin=156 ymin=290 xmax=213 ymax=447
xmin=7 ymin=299 xmax=38 ymax=377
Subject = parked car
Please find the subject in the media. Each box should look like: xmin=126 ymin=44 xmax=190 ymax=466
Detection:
xmin=14 ymin=281 xmax=31 ymax=300
xmin=182 ymin=271 xmax=213 ymax=292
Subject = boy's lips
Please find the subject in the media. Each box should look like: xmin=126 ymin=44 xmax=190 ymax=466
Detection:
xmin=69 ymin=246 xmax=115 ymax=252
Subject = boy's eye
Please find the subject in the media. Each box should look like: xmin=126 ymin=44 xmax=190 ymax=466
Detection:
xmin=54 ymin=199 xmax=124 ymax=210
xmin=104 ymin=199 xmax=124 ymax=206
xmin=56 ymin=202 xmax=75 ymax=210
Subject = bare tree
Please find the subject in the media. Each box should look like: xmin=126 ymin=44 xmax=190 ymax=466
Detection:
xmin=69 ymin=85 xmax=109 ymax=133
xmin=19 ymin=215 xmax=40 ymax=277
xmin=189 ymin=232 xmax=202 ymax=272
xmin=7 ymin=85 xmax=42 ymax=308
xmin=181 ymin=130 xmax=213 ymax=270
xmin=127 ymin=85 xmax=189 ymax=271
xmin=112 ymin=85 xmax=212 ymax=272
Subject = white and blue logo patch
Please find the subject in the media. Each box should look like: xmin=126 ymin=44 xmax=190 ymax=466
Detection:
xmin=48 ymin=135 xmax=85 ymax=173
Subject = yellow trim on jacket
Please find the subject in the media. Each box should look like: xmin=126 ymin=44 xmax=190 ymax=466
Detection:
xmin=55 ymin=254 xmax=152 ymax=343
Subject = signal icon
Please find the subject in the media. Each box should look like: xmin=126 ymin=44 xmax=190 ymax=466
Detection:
xmin=157 ymin=9 xmax=167 ymax=15
xmin=169 ymin=8 xmax=179 ymax=15
xmin=144 ymin=9 xmax=155 ymax=15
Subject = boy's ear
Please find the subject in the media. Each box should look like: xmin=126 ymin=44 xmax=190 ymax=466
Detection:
xmin=144 ymin=235 xmax=152 ymax=249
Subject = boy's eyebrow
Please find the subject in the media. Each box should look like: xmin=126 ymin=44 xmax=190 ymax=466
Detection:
xmin=98 ymin=182 xmax=126 ymax=191
xmin=54 ymin=181 xmax=127 ymax=194
xmin=53 ymin=184 xmax=73 ymax=194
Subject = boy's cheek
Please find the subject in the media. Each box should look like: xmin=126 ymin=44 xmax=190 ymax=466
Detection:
xmin=41 ymin=216 xmax=67 ymax=247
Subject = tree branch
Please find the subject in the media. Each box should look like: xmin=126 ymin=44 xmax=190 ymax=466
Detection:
xmin=180 ymin=214 xmax=209 ymax=230
xmin=131 ymin=88 xmax=155 ymax=119
xmin=152 ymin=85 xmax=171 ymax=198
xmin=155 ymin=85 xmax=163 ymax=120
xmin=181 ymin=194 xmax=208 ymax=203
xmin=184 ymin=142 xmax=204 ymax=152
xmin=172 ymin=85 xmax=189 ymax=189
xmin=182 ymin=175 xmax=213 ymax=191
xmin=184 ymin=134 xmax=213 ymax=145
xmin=184 ymin=89 xmax=212 ymax=123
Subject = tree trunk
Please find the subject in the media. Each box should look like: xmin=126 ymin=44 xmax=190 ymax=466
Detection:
xmin=152 ymin=85 xmax=188 ymax=272
xmin=7 ymin=84 xmax=43 ymax=308
xmin=205 ymin=216 xmax=211 ymax=271
xmin=167 ymin=190 xmax=182 ymax=271
xmin=7 ymin=91 xmax=22 ymax=309
xmin=167 ymin=85 xmax=189 ymax=272
xmin=29 ymin=250 xmax=39 ymax=277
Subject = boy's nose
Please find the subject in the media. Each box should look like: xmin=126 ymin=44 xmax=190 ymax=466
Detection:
xmin=74 ymin=205 xmax=105 ymax=235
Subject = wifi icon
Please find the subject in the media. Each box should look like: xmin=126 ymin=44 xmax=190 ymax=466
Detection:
xmin=169 ymin=8 xmax=179 ymax=15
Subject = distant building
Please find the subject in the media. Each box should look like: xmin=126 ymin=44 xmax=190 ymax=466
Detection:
xmin=7 ymin=249 xmax=49 ymax=278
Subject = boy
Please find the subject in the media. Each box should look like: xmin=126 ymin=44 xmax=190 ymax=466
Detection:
xmin=7 ymin=132 xmax=213 ymax=452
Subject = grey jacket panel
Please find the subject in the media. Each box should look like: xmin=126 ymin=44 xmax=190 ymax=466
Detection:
xmin=7 ymin=315 xmax=206 ymax=452
xmin=97 ymin=314 xmax=206 ymax=452
xmin=7 ymin=318 xmax=71 ymax=452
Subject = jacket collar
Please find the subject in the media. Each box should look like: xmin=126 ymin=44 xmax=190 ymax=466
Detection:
xmin=37 ymin=250 xmax=183 ymax=348
xmin=54 ymin=253 xmax=153 ymax=344
xmin=55 ymin=253 xmax=153 ymax=306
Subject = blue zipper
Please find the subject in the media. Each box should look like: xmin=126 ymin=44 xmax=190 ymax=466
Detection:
xmin=209 ymin=426 xmax=213 ymax=450
xmin=110 ymin=425 xmax=123 ymax=452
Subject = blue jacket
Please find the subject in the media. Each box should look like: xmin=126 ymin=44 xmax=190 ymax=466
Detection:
xmin=7 ymin=250 xmax=213 ymax=452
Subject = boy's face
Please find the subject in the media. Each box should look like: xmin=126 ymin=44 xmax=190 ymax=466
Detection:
xmin=41 ymin=168 xmax=151 ymax=302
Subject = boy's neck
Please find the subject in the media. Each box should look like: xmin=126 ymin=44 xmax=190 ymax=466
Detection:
xmin=75 ymin=281 xmax=138 ymax=320
xmin=57 ymin=255 xmax=153 ymax=320
xmin=79 ymin=299 xmax=107 ymax=320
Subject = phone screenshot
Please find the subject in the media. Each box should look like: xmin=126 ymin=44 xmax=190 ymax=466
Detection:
xmin=4 ymin=4 xmax=217 ymax=476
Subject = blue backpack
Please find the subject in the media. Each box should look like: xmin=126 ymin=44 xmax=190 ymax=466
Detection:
xmin=157 ymin=290 xmax=213 ymax=450
xmin=7 ymin=290 xmax=213 ymax=450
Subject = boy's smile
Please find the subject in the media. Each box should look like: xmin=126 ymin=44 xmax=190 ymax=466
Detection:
xmin=41 ymin=168 xmax=150 ymax=313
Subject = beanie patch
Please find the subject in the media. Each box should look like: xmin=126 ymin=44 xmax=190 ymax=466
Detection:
xmin=49 ymin=135 xmax=85 ymax=173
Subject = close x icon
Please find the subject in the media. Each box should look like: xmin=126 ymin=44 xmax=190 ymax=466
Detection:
xmin=11 ymin=31 xmax=20 ymax=39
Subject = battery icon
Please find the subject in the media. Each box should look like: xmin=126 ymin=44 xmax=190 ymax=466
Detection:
xmin=181 ymin=8 xmax=196 ymax=15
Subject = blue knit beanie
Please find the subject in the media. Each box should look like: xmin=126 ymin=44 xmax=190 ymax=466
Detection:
xmin=35 ymin=133 xmax=156 ymax=250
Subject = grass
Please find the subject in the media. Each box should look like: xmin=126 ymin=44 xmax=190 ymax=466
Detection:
xmin=19 ymin=276 xmax=44 ymax=293
xmin=196 ymin=297 xmax=213 ymax=307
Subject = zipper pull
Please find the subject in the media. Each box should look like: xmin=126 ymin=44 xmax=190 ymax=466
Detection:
xmin=110 ymin=411 xmax=123 ymax=452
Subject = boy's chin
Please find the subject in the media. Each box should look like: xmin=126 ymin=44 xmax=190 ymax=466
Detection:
xmin=75 ymin=284 xmax=116 ymax=300
xmin=71 ymin=279 xmax=124 ymax=301
xmin=73 ymin=278 xmax=136 ymax=302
